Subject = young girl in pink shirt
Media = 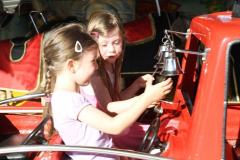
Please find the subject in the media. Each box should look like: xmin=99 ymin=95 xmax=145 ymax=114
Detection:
xmin=80 ymin=12 xmax=172 ymax=151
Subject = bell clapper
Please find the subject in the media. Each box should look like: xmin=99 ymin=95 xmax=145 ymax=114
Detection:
xmin=152 ymin=68 xmax=158 ymax=76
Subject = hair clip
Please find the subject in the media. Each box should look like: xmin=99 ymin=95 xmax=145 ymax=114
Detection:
xmin=75 ymin=41 xmax=83 ymax=52
xmin=45 ymin=96 xmax=52 ymax=103
xmin=89 ymin=31 xmax=99 ymax=38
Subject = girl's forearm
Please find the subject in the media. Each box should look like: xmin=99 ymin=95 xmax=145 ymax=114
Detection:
xmin=107 ymin=95 xmax=141 ymax=114
xmin=109 ymin=93 xmax=151 ymax=135
xmin=120 ymin=79 xmax=140 ymax=100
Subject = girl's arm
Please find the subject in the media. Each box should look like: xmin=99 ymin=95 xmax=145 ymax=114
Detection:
xmin=91 ymin=73 xmax=140 ymax=116
xmin=120 ymin=74 xmax=153 ymax=100
xmin=78 ymin=78 xmax=173 ymax=135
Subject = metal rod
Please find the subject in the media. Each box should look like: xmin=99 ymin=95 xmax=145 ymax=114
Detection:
xmin=40 ymin=12 xmax=47 ymax=25
xmin=173 ymin=48 xmax=205 ymax=56
xmin=152 ymin=68 xmax=158 ymax=76
xmin=158 ymin=100 xmax=179 ymax=105
xmin=29 ymin=11 xmax=39 ymax=34
xmin=0 ymin=93 xmax=45 ymax=105
xmin=155 ymin=0 xmax=161 ymax=16
xmin=0 ymin=145 xmax=174 ymax=160
xmin=165 ymin=30 xmax=188 ymax=35
xmin=0 ymin=110 xmax=43 ymax=113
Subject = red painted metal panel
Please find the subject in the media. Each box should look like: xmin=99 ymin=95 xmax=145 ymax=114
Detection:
xmin=158 ymin=11 xmax=240 ymax=160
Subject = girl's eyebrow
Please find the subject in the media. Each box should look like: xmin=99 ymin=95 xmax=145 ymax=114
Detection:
xmin=100 ymin=38 xmax=121 ymax=43
xmin=99 ymin=39 xmax=108 ymax=43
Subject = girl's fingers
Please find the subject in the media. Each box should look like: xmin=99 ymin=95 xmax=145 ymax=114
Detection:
xmin=155 ymin=78 xmax=172 ymax=89
xmin=163 ymin=82 xmax=173 ymax=90
xmin=164 ymin=78 xmax=173 ymax=85
xmin=164 ymin=89 xmax=172 ymax=94
xmin=145 ymin=76 xmax=154 ymax=86
xmin=142 ymin=74 xmax=154 ymax=81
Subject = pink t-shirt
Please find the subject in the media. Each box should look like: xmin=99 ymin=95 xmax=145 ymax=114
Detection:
xmin=51 ymin=90 xmax=120 ymax=160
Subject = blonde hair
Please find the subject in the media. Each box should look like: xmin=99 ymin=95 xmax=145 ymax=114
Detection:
xmin=87 ymin=12 xmax=126 ymax=101
xmin=43 ymin=23 xmax=98 ymax=139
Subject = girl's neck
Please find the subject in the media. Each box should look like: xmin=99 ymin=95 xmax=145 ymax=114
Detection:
xmin=54 ymin=74 xmax=78 ymax=93
xmin=104 ymin=63 xmax=115 ymax=74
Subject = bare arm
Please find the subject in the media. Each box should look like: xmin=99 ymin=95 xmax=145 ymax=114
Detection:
xmin=120 ymin=74 xmax=153 ymax=100
xmin=78 ymin=78 xmax=173 ymax=135
xmin=91 ymin=73 xmax=140 ymax=116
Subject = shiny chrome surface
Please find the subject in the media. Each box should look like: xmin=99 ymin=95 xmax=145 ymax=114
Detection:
xmin=29 ymin=11 xmax=47 ymax=34
xmin=154 ymin=61 xmax=164 ymax=69
xmin=160 ymin=57 xmax=184 ymax=76
xmin=154 ymin=45 xmax=169 ymax=60
xmin=0 ymin=145 xmax=174 ymax=160
xmin=0 ymin=109 xmax=43 ymax=113
xmin=0 ymin=93 xmax=45 ymax=105
xmin=154 ymin=51 xmax=176 ymax=69
xmin=173 ymin=48 xmax=205 ymax=56
xmin=165 ymin=29 xmax=188 ymax=36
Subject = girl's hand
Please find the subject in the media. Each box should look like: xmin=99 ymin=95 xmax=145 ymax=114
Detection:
xmin=137 ymin=74 xmax=154 ymax=88
xmin=144 ymin=78 xmax=173 ymax=102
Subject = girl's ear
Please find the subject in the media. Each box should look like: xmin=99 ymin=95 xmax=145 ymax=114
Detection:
xmin=66 ymin=59 xmax=75 ymax=73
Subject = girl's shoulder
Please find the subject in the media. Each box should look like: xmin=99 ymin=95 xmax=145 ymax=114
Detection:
xmin=52 ymin=90 xmax=86 ymax=104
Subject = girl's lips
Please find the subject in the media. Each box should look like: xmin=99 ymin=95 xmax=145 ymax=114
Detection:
xmin=108 ymin=56 xmax=116 ymax=59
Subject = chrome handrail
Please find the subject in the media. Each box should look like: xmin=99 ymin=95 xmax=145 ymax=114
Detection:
xmin=165 ymin=30 xmax=188 ymax=35
xmin=29 ymin=11 xmax=47 ymax=34
xmin=0 ymin=145 xmax=174 ymax=160
xmin=173 ymin=48 xmax=205 ymax=56
xmin=0 ymin=93 xmax=45 ymax=105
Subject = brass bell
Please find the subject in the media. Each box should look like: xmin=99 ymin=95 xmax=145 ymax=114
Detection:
xmin=160 ymin=57 xmax=184 ymax=76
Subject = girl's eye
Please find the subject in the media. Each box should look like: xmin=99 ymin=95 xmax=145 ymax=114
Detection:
xmin=101 ymin=44 xmax=107 ymax=47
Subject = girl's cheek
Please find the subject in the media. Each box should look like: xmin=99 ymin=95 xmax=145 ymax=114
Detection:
xmin=99 ymin=48 xmax=105 ymax=56
xmin=117 ymin=48 xmax=122 ymax=55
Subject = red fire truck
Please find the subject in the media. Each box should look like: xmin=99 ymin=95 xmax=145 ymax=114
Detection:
xmin=0 ymin=2 xmax=240 ymax=160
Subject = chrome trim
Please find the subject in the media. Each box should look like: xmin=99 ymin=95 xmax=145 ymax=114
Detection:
xmin=158 ymin=100 xmax=179 ymax=105
xmin=0 ymin=110 xmax=42 ymax=113
xmin=173 ymin=47 xmax=210 ymax=62
xmin=165 ymin=30 xmax=188 ymax=36
xmin=29 ymin=11 xmax=47 ymax=34
xmin=227 ymin=101 xmax=240 ymax=105
xmin=173 ymin=48 xmax=205 ymax=56
xmin=155 ymin=0 xmax=161 ymax=16
xmin=0 ymin=145 xmax=174 ymax=160
xmin=0 ymin=93 xmax=45 ymax=105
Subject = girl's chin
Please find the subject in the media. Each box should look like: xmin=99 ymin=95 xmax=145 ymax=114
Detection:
xmin=105 ymin=59 xmax=116 ymax=64
xmin=79 ymin=81 xmax=90 ymax=86
xmin=83 ymin=82 xmax=90 ymax=86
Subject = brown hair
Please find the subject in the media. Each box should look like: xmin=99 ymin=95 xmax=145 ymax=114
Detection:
xmin=87 ymin=11 xmax=126 ymax=101
xmin=43 ymin=23 xmax=98 ymax=139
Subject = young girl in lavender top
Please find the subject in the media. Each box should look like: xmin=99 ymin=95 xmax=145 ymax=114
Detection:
xmin=43 ymin=23 xmax=172 ymax=160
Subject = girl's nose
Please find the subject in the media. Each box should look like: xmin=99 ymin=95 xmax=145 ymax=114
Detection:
xmin=109 ymin=44 xmax=116 ymax=53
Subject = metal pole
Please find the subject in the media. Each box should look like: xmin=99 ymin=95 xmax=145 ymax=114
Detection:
xmin=155 ymin=0 xmax=161 ymax=16
xmin=0 ymin=145 xmax=175 ymax=160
